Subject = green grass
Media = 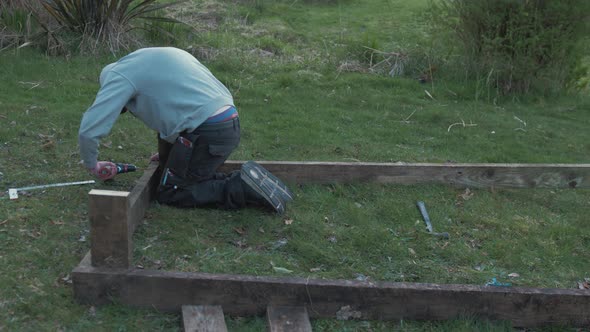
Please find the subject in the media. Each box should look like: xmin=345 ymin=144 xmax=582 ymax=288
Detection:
xmin=1 ymin=0 xmax=589 ymax=331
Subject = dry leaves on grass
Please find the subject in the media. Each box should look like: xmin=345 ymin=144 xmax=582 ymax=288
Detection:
xmin=460 ymin=188 xmax=474 ymax=200
xmin=284 ymin=218 xmax=293 ymax=225
xmin=37 ymin=133 xmax=55 ymax=150
xmin=232 ymin=239 xmax=247 ymax=248
xmin=270 ymin=261 xmax=293 ymax=274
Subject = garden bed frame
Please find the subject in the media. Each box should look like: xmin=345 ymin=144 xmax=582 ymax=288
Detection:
xmin=72 ymin=161 xmax=590 ymax=328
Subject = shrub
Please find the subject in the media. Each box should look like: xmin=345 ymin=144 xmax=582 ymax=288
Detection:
xmin=41 ymin=0 xmax=186 ymax=52
xmin=430 ymin=0 xmax=590 ymax=94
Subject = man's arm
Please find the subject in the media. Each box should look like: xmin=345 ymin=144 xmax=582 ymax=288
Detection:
xmin=79 ymin=72 xmax=136 ymax=169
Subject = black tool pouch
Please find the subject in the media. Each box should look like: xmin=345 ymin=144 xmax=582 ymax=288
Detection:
xmin=167 ymin=134 xmax=199 ymax=178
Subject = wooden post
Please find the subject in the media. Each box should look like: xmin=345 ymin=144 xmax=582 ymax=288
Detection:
xmin=88 ymin=163 xmax=160 ymax=269
xmin=89 ymin=190 xmax=131 ymax=268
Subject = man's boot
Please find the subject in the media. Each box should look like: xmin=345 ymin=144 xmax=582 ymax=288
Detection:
xmin=240 ymin=161 xmax=293 ymax=214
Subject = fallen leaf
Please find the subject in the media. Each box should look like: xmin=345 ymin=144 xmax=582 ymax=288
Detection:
xmin=54 ymin=274 xmax=72 ymax=287
xmin=0 ymin=220 xmax=8 ymax=226
xmin=354 ymin=202 xmax=362 ymax=208
xmin=578 ymin=281 xmax=589 ymax=290
xmin=459 ymin=188 xmax=474 ymax=200
xmin=508 ymin=273 xmax=520 ymax=278
xmin=78 ymin=235 xmax=86 ymax=242
xmin=50 ymin=220 xmax=65 ymax=226
xmin=100 ymin=141 xmax=113 ymax=148
xmin=258 ymin=227 xmax=265 ymax=233
xmin=310 ymin=267 xmax=322 ymax=272
xmin=233 ymin=227 xmax=246 ymax=235
xmin=117 ymin=145 xmax=123 ymax=150
xmin=408 ymin=248 xmax=416 ymax=256
xmin=270 ymin=261 xmax=293 ymax=274
xmin=327 ymin=235 xmax=337 ymax=243
xmin=272 ymin=266 xmax=293 ymax=274
xmin=284 ymin=218 xmax=293 ymax=225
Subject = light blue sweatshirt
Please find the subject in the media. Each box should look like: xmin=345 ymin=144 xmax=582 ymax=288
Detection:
xmin=79 ymin=47 xmax=234 ymax=168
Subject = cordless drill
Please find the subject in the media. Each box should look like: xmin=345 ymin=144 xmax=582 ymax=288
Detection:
xmin=98 ymin=163 xmax=138 ymax=177
xmin=115 ymin=163 xmax=137 ymax=174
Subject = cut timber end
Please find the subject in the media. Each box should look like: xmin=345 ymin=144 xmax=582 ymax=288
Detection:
xmin=267 ymin=306 xmax=312 ymax=332
xmin=182 ymin=305 xmax=227 ymax=332
xmin=88 ymin=189 xmax=130 ymax=197
xmin=88 ymin=162 xmax=160 ymax=269
xmin=89 ymin=190 xmax=131 ymax=268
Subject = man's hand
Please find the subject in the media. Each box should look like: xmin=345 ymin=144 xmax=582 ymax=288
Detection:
xmin=89 ymin=161 xmax=117 ymax=181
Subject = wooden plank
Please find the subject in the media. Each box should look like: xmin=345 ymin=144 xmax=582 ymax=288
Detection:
xmin=88 ymin=163 xmax=159 ymax=268
xmin=127 ymin=162 xmax=159 ymax=234
xmin=182 ymin=305 xmax=227 ymax=332
xmin=89 ymin=189 xmax=131 ymax=268
xmin=219 ymin=161 xmax=590 ymax=188
xmin=267 ymin=306 xmax=312 ymax=332
xmin=71 ymin=258 xmax=590 ymax=328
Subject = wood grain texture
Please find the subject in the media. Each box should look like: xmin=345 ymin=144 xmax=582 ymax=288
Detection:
xmin=88 ymin=163 xmax=159 ymax=268
xmin=71 ymin=258 xmax=590 ymax=328
xmin=182 ymin=305 xmax=227 ymax=332
xmin=89 ymin=190 xmax=130 ymax=268
xmin=127 ymin=162 xmax=159 ymax=234
xmin=219 ymin=161 xmax=590 ymax=188
xmin=267 ymin=306 xmax=312 ymax=332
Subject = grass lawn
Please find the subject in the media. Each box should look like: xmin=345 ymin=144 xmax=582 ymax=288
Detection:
xmin=1 ymin=0 xmax=589 ymax=330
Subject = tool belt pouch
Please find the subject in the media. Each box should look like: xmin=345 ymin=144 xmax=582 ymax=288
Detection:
xmin=167 ymin=135 xmax=198 ymax=178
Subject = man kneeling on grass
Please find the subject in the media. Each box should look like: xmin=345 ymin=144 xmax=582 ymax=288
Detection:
xmin=78 ymin=47 xmax=293 ymax=214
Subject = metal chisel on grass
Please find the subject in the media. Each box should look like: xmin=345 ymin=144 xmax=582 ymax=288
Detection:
xmin=416 ymin=201 xmax=450 ymax=239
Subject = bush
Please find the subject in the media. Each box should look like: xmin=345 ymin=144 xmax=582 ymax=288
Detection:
xmin=430 ymin=0 xmax=590 ymax=94
xmin=40 ymin=0 xmax=186 ymax=53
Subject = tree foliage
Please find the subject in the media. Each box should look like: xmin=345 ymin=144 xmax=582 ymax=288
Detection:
xmin=430 ymin=0 xmax=590 ymax=94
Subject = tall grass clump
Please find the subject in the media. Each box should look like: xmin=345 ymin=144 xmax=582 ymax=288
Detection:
xmin=40 ymin=0 xmax=186 ymax=53
xmin=429 ymin=0 xmax=590 ymax=95
xmin=0 ymin=1 xmax=42 ymax=50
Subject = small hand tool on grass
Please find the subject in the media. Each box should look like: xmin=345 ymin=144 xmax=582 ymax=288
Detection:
xmin=416 ymin=201 xmax=450 ymax=239
xmin=7 ymin=180 xmax=95 ymax=200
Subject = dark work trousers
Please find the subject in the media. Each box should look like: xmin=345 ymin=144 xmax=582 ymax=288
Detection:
xmin=156 ymin=117 xmax=245 ymax=209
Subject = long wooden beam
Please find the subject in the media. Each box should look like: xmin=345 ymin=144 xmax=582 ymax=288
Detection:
xmin=220 ymin=161 xmax=590 ymax=188
xmin=72 ymin=254 xmax=590 ymax=328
